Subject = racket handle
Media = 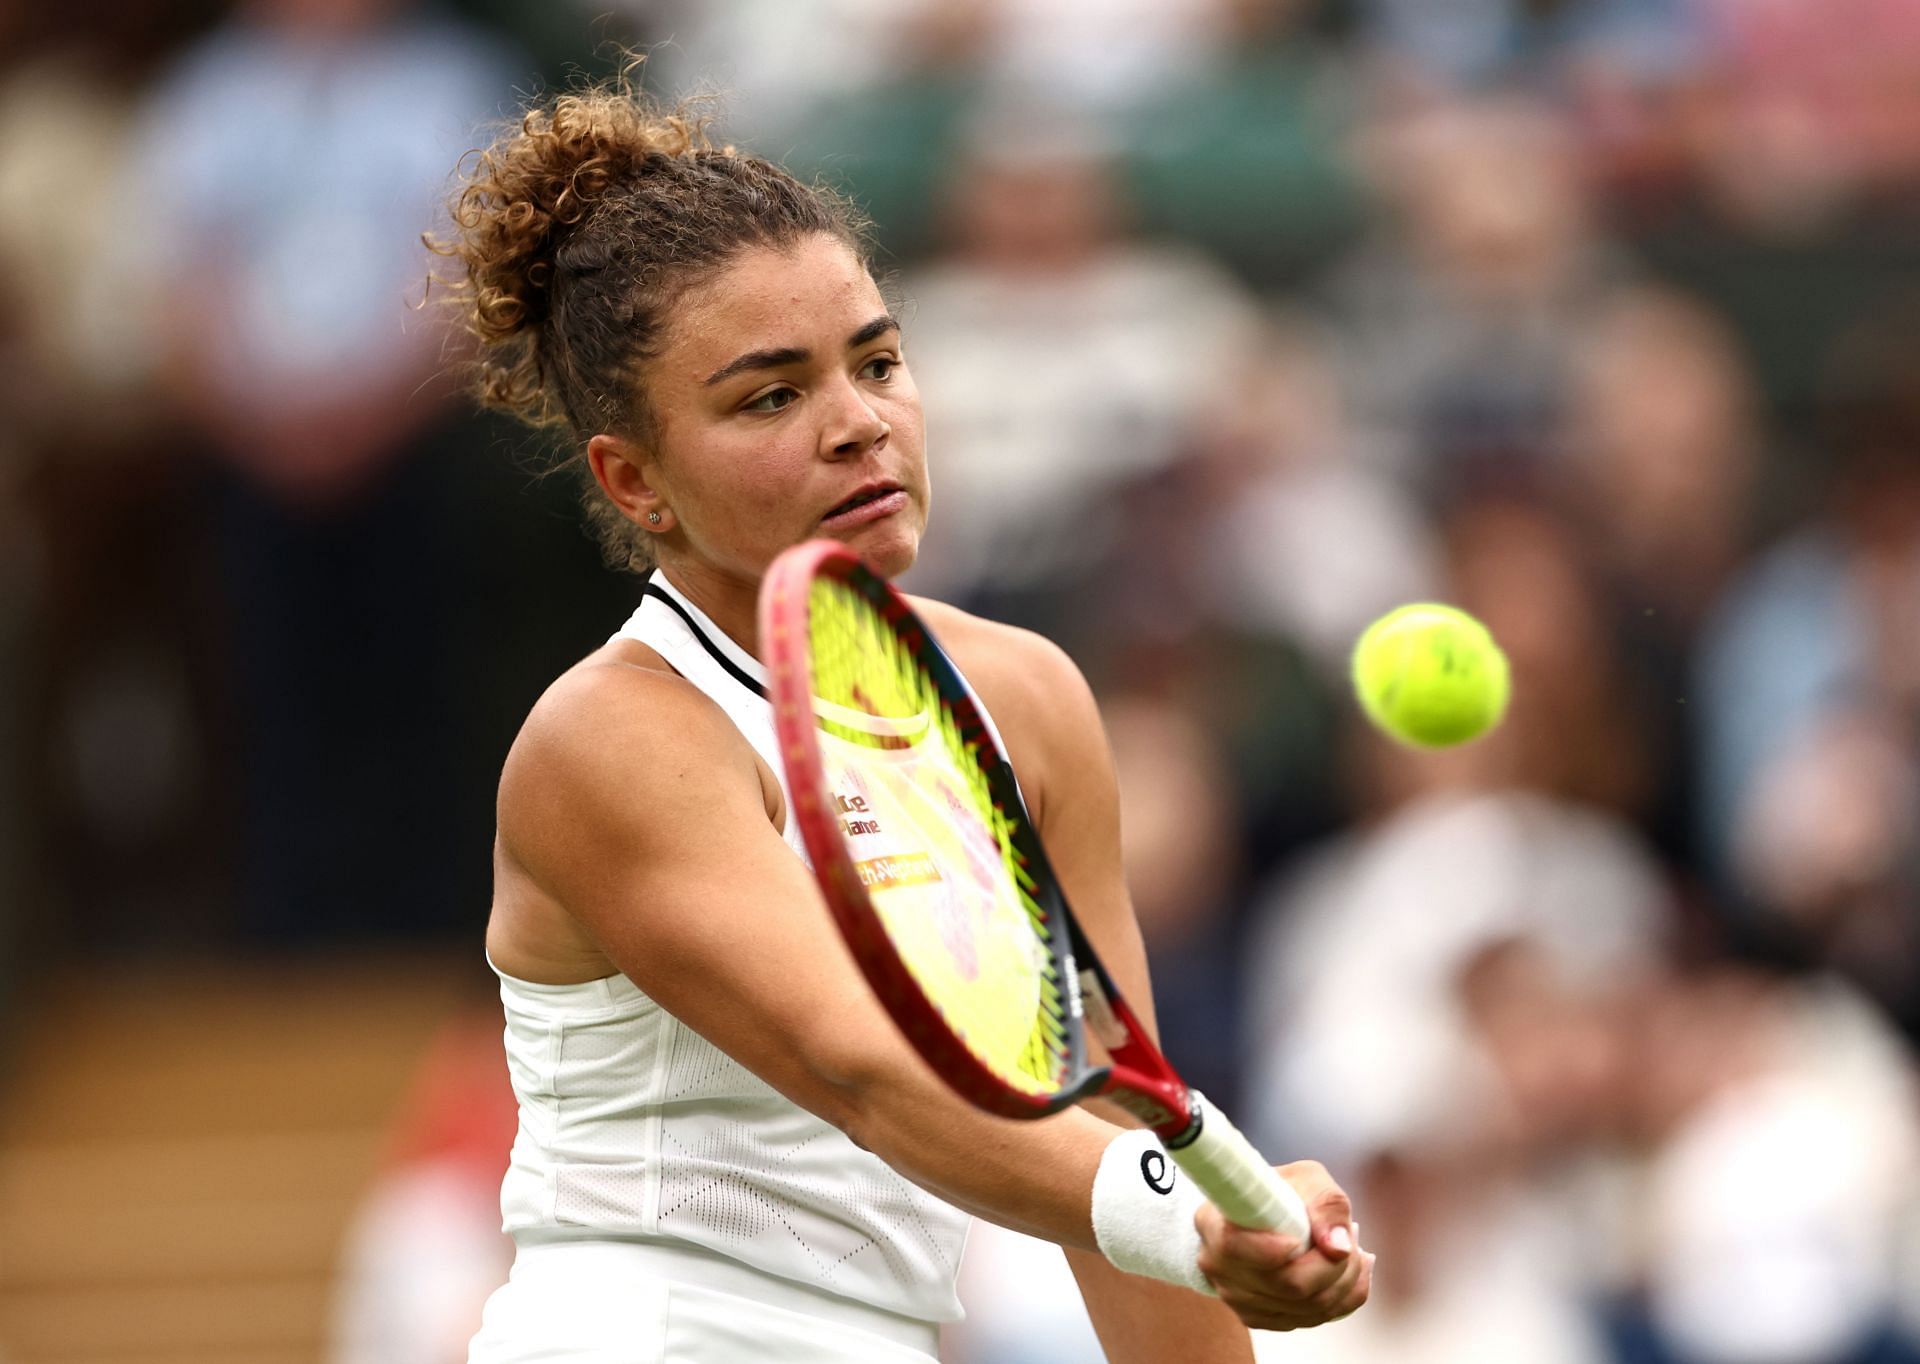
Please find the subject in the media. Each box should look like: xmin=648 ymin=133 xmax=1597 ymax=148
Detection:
xmin=1167 ymin=1093 xmax=1313 ymax=1244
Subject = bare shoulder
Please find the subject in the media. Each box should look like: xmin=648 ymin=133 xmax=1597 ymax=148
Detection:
xmin=908 ymin=596 xmax=1106 ymax=827
xmin=500 ymin=646 xmax=776 ymax=886
xmin=910 ymin=598 xmax=1089 ymax=702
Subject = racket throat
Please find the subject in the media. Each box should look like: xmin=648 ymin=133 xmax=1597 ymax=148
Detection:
xmin=1098 ymin=1066 xmax=1202 ymax=1145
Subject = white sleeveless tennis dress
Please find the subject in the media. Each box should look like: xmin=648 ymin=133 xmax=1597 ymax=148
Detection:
xmin=468 ymin=574 xmax=973 ymax=1363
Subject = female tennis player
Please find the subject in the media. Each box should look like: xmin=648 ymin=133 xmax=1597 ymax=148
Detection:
xmin=441 ymin=76 xmax=1371 ymax=1363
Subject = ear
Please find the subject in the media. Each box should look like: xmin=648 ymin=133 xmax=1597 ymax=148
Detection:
xmin=587 ymin=433 xmax=674 ymax=533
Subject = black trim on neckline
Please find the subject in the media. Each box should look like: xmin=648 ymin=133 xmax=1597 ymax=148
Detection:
xmin=641 ymin=583 xmax=767 ymax=699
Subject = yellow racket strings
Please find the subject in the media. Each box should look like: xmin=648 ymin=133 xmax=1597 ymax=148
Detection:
xmin=807 ymin=578 xmax=1069 ymax=1093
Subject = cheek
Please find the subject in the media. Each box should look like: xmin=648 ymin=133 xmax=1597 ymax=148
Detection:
xmin=883 ymin=385 xmax=927 ymax=462
xmin=693 ymin=429 xmax=816 ymax=521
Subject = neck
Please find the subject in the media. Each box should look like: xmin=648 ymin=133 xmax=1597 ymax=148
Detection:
xmin=655 ymin=559 xmax=764 ymax=659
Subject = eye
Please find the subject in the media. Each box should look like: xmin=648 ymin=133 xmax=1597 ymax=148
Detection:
xmin=742 ymin=386 xmax=798 ymax=414
xmin=859 ymin=356 xmax=898 ymax=383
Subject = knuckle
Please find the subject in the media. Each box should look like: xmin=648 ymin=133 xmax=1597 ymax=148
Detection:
xmin=1314 ymin=1186 xmax=1354 ymax=1222
xmin=1281 ymin=1159 xmax=1329 ymax=1187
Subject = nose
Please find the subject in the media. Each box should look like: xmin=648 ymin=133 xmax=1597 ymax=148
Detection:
xmin=823 ymin=378 xmax=889 ymax=461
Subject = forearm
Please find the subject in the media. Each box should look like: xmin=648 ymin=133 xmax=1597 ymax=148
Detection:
xmin=834 ymin=1058 xmax=1118 ymax=1250
xmin=1068 ymin=1247 xmax=1255 ymax=1364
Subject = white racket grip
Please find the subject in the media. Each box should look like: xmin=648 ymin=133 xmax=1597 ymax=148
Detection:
xmin=1168 ymin=1093 xmax=1313 ymax=1246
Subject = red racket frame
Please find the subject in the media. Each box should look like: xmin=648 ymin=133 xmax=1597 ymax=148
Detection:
xmin=760 ymin=539 xmax=1203 ymax=1146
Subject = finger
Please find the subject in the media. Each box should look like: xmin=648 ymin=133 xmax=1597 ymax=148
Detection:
xmin=1324 ymin=1251 xmax=1376 ymax=1322
xmin=1221 ymin=1253 xmax=1375 ymax=1334
xmin=1200 ymin=1237 xmax=1348 ymax=1305
xmin=1279 ymin=1160 xmax=1356 ymax=1260
xmin=1306 ymin=1243 xmax=1367 ymax=1316
xmin=1194 ymin=1202 xmax=1307 ymax=1271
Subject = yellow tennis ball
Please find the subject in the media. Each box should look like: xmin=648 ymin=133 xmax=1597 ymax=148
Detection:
xmin=1351 ymin=604 xmax=1510 ymax=748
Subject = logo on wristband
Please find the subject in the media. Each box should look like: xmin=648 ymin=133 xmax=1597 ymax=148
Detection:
xmin=1140 ymin=1150 xmax=1175 ymax=1194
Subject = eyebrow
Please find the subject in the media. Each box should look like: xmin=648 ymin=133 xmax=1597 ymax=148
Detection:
xmin=702 ymin=313 xmax=901 ymax=387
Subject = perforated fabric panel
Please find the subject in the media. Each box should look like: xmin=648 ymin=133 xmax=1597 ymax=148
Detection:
xmin=653 ymin=1017 xmax=966 ymax=1312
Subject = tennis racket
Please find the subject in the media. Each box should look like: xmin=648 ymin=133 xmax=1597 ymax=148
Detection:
xmin=760 ymin=539 xmax=1310 ymax=1241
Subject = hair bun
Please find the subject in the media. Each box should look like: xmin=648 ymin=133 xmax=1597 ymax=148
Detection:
xmin=430 ymin=83 xmax=717 ymax=426
xmin=448 ymin=95 xmax=711 ymax=339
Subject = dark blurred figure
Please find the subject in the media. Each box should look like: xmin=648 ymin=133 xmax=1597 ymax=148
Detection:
xmin=1105 ymin=692 xmax=1248 ymax=1112
xmin=1558 ymin=285 xmax=1767 ymax=871
xmin=0 ymin=4 xmax=223 ymax=956
xmin=104 ymin=0 xmax=519 ymax=943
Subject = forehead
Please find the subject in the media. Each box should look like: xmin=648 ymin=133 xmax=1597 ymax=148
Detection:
xmin=658 ymin=235 xmax=883 ymax=380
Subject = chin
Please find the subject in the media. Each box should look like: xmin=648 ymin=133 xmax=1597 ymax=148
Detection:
xmin=843 ymin=526 xmax=920 ymax=580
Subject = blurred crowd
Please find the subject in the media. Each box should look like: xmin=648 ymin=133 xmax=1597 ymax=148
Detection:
xmin=1 ymin=1 xmax=1917 ymax=1362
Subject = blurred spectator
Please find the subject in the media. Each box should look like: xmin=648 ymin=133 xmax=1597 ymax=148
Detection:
xmin=1563 ymin=287 xmax=1763 ymax=635
xmin=328 ymin=1006 xmax=517 ymax=1364
xmin=1243 ymin=783 xmax=1671 ymax=1172
xmin=590 ymin=0 xmax=957 ymax=141
xmin=1617 ymin=967 xmax=1920 ymax=1364
xmin=100 ymin=0 xmax=519 ymax=942
xmin=901 ymin=105 xmax=1263 ymax=602
xmin=0 ymin=8 xmax=227 ymax=950
xmin=1106 ymin=692 xmax=1247 ymax=1110
xmin=1694 ymin=295 xmax=1920 ymax=1039
xmin=620 ymin=0 xmax=1277 ymax=139
xmin=1327 ymin=93 xmax=1638 ymax=495
xmin=954 ymin=0 xmax=1251 ymax=112
xmin=1730 ymin=709 xmax=1917 ymax=1021
xmin=1684 ymin=0 xmax=1920 ymax=236
xmin=1195 ymin=315 xmax=1444 ymax=680
xmin=1555 ymin=286 xmax=1767 ymax=868
xmin=0 ymin=29 xmax=141 ymax=417
xmin=1440 ymin=497 xmax=1654 ymax=815
xmin=1355 ymin=0 xmax=1709 ymax=95
xmin=115 ymin=0 xmax=514 ymax=509
xmin=1240 ymin=779 xmax=1668 ymax=1361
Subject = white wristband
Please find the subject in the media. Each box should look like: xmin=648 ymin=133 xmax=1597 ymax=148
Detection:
xmin=1091 ymin=1129 xmax=1215 ymax=1295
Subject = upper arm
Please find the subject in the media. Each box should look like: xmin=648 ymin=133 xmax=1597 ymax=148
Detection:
xmin=497 ymin=666 xmax=923 ymax=1133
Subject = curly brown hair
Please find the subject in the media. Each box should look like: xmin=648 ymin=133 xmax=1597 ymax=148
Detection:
xmin=429 ymin=70 xmax=874 ymax=572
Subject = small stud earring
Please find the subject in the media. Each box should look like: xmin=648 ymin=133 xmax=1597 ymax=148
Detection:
xmin=647 ymin=511 xmax=662 ymax=525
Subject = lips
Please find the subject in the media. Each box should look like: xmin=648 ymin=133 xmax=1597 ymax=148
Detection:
xmin=821 ymin=478 xmax=910 ymax=526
